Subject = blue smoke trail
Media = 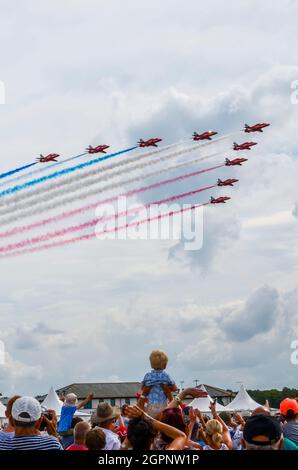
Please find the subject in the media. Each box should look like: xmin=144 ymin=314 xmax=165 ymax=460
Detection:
xmin=0 ymin=147 xmax=137 ymax=198
xmin=0 ymin=152 xmax=87 ymax=187
xmin=0 ymin=162 xmax=37 ymax=180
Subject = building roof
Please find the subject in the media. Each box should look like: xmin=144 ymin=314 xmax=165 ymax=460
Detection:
xmin=203 ymin=384 xmax=235 ymax=398
xmin=55 ymin=382 xmax=142 ymax=399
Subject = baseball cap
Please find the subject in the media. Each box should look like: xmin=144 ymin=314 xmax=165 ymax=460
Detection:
xmin=243 ymin=415 xmax=282 ymax=446
xmin=12 ymin=396 xmax=42 ymax=423
xmin=280 ymin=398 xmax=298 ymax=416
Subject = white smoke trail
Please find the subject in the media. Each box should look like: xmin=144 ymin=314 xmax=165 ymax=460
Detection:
xmin=0 ymin=150 xmax=224 ymax=226
xmin=0 ymin=134 xmax=232 ymax=209
xmin=0 ymin=144 xmax=224 ymax=218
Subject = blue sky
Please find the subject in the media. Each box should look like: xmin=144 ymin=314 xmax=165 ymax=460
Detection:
xmin=0 ymin=0 xmax=298 ymax=396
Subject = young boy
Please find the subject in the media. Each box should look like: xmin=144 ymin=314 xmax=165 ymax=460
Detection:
xmin=58 ymin=392 xmax=93 ymax=435
xmin=141 ymin=350 xmax=177 ymax=417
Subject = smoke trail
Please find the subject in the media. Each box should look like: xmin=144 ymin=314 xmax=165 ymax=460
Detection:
xmin=0 ymin=138 xmax=228 ymax=215
xmin=0 ymin=146 xmax=139 ymax=198
xmin=0 ymin=153 xmax=87 ymax=187
xmin=0 ymin=185 xmax=215 ymax=252
xmin=1 ymin=201 xmax=210 ymax=258
xmin=0 ymin=162 xmax=37 ymax=180
xmin=0 ymin=154 xmax=224 ymax=226
xmin=0 ymin=133 xmax=232 ymax=204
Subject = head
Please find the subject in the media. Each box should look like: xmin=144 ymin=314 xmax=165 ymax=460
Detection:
xmin=149 ymin=350 xmax=168 ymax=370
xmin=127 ymin=417 xmax=156 ymax=450
xmin=205 ymin=419 xmax=223 ymax=448
xmin=85 ymin=428 xmax=106 ymax=450
xmin=121 ymin=404 xmax=129 ymax=417
xmin=280 ymin=398 xmax=298 ymax=422
xmin=243 ymin=415 xmax=283 ymax=450
xmin=252 ymin=406 xmax=271 ymax=416
xmin=73 ymin=421 xmax=90 ymax=445
xmin=65 ymin=393 xmax=78 ymax=406
xmin=160 ymin=408 xmax=186 ymax=444
xmin=96 ymin=402 xmax=118 ymax=431
xmin=5 ymin=395 xmax=21 ymax=423
xmin=219 ymin=411 xmax=232 ymax=426
xmin=12 ymin=396 xmax=42 ymax=432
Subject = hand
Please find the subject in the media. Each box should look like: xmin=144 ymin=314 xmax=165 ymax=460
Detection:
xmin=88 ymin=393 xmax=94 ymax=400
xmin=189 ymin=407 xmax=196 ymax=423
xmin=180 ymin=388 xmax=208 ymax=399
xmin=43 ymin=410 xmax=58 ymax=437
xmin=125 ymin=405 xmax=145 ymax=419
xmin=209 ymin=401 xmax=217 ymax=416
xmin=233 ymin=412 xmax=245 ymax=425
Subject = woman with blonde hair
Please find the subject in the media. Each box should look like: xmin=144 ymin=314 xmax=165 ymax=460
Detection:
xmin=200 ymin=402 xmax=233 ymax=450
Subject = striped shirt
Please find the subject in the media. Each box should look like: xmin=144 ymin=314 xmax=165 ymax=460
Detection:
xmin=0 ymin=434 xmax=63 ymax=450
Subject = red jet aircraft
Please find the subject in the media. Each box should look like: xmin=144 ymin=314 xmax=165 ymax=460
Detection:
xmin=37 ymin=153 xmax=60 ymax=163
xmin=86 ymin=145 xmax=110 ymax=154
xmin=138 ymin=138 xmax=162 ymax=148
xmin=233 ymin=141 xmax=257 ymax=151
xmin=217 ymin=178 xmax=239 ymax=186
xmin=210 ymin=196 xmax=231 ymax=204
xmin=244 ymin=123 xmax=270 ymax=133
xmin=192 ymin=130 xmax=218 ymax=141
xmin=225 ymin=157 xmax=248 ymax=166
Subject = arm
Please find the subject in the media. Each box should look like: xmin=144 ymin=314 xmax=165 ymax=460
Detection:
xmin=167 ymin=387 xmax=208 ymax=409
xmin=209 ymin=402 xmax=233 ymax=450
xmin=126 ymin=405 xmax=187 ymax=450
xmin=77 ymin=393 xmax=94 ymax=410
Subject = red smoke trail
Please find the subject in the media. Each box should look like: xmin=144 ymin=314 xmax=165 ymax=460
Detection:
xmin=0 ymin=185 xmax=215 ymax=252
xmin=0 ymin=163 xmax=224 ymax=239
xmin=1 ymin=201 xmax=210 ymax=258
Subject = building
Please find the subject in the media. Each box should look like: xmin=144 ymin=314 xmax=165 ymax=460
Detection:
xmin=39 ymin=382 xmax=235 ymax=410
xmin=54 ymin=382 xmax=142 ymax=409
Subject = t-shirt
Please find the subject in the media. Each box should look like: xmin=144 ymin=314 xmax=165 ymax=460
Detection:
xmin=203 ymin=443 xmax=229 ymax=450
xmin=283 ymin=437 xmax=298 ymax=450
xmin=0 ymin=434 xmax=63 ymax=450
xmin=66 ymin=443 xmax=88 ymax=451
xmin=58 ymin=405 xmax=77 ymax=433
xmin=142 ymin=370 xmax=175 ymax=405
xmin=100 ymin=427 xmax=121 ymax=450
xmin=283 ymin=421 xmax=298 ymax=446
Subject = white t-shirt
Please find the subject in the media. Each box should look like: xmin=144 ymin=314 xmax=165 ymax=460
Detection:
xmin=203 ymin=443 xmax=229 ymax=450
xmin=100 ymin=427 xmax=121 ymax=450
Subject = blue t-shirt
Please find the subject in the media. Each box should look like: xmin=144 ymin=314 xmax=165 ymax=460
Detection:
xmin=58 ymin=405 xmax=77 ymax=433
xmin=142 ymin=370 xmax=175 ymax=405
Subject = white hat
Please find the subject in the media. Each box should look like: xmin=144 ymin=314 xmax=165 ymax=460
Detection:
xmin=12 ymin=397 xmax=41 ymax=423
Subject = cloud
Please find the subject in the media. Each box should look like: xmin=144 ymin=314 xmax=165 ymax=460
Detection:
xmin=219 ymin=286 xmax=280 ymax=341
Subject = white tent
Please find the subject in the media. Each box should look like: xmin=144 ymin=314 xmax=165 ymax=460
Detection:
xmin=189 ymin=385 xmax=227 ymax=413
xmin=0 ymin=400 xmax=6 ymax=419
xmin=41 ymin=386 xmax=63 ymax=415
xmin=41 ymin=386 xmax=90 ymax=418
xmin=224 ymin=384 xmax=262 ymax=412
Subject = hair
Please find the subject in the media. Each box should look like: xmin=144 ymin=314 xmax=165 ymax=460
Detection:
xmin=219 ymin=411 xmax=232 ymax=425
xmin=205 ymin=419 xmax=223 ymax=447
xmin=160 ymin=408 xmax=186 ymax=444
xmin=284 ymin=409 xmax=298 ymax=421
xmin=85 ymin=428 xmax=106 ymax=450
xmin=127 ymin=417 xmax=156 ymax=451
xmin=13 ymin=418 xmax=37 ymax=429
xmin=65 ymin=393 xmax=78 ymax=405
xmin=5 ymin=395 xmax=21 ymax=419
xmin=74 ymin=421 xmax=91 ymax=444
xmin=71 ymin=416 xmax=83 ymax=428
xmin=244 ymin=441 xmax=281 ymax=451
xmin=149 ymin=350 xmax=168 ymax=370
xmin=121 ymin=404 xmax=129 ymax=416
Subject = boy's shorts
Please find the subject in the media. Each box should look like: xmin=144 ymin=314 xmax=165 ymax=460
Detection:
xmin=146 ymin=403 xmax=167 ymax=418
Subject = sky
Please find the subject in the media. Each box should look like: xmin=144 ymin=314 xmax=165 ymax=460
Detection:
xmin=0 ymin=0 xmax=298 ymax=397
